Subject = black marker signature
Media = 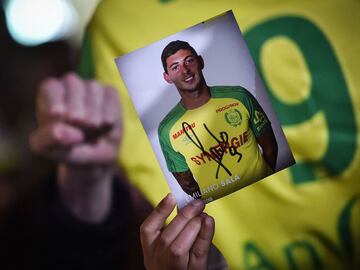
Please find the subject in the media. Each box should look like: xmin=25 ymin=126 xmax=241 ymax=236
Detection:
xmin=182 ymin=122 xmax=242 ymax=179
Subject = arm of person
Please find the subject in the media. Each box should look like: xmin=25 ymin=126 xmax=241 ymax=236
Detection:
xmin=172 ymin=170 xmax=201 ymax=198
xmin=30 ymin=72 xmax=121 ymax=223
xmin=241 ymin=87 xmax=278 ymax=172
xmin=140 ymin=193 xmax=215 ymax=270
xmin=158 ymin=124 xmax=202 ymax=198
xmin=256 ymin=127 xmax=278 ymax=172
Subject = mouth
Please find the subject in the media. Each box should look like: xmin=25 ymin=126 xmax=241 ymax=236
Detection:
xmin=183 ymin=75 xmax=194 ymax=82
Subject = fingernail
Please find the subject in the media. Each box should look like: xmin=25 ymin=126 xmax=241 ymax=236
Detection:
xmin=205 ymin=215 xmax=214 ymax=226
xmin=164 ymin=193 xmax=175 ymax=204
xmin=191 ymin=199 xmax=204 ymax=207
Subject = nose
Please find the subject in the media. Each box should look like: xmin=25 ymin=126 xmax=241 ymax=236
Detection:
xmin=180 ymin=63 xmax=190 ymax=74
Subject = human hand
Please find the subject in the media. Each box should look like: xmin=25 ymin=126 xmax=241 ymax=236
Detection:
xmin=140 ymin=194 xmax=215 ymax=270
xmin=30 ymin=72 xmax=121 ymax=166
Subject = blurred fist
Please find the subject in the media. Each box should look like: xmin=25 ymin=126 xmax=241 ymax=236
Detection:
xmin=30 ymin=72 xmax=121 ymax=166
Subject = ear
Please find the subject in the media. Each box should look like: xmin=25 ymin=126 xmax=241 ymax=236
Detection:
xmin=163 ymin=72 xmax=173 ymax=84
xmin=198 ymin=55 xmax=204 ymax=70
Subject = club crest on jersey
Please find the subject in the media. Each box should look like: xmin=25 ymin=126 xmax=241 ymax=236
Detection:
xmin=225 ymin=109 xmax=242 ymax=127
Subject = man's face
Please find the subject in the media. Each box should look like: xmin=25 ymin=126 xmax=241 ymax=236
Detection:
xmin=163 ymin=49 xmax=204 ymax=92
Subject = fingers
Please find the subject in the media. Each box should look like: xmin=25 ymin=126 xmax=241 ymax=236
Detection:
xmin=32 ymin=72 xmax=122 ymax=164
xmin=140 ymin=194 xmax=177 ymax=248
xmin=102 ymin=86 xmax=121 ymax=142
xmin=103 ymin=86 xmax=121 ymax=126
xmin=67 ymin=138 xmax=119 ymax=164
xmin=168 ymin=216 xmax=202 ymax=266
xmin=140 ymin=195 xmax=215 ymax=270
xmin=158 ymin=199 xmax=205 ymax=249
xmin=37 ymin=73 xmax=120 ymax=129
xmin=37 ymin=78 xmax=66 ymax=124
xmin=189 ymin=213 xmax=215 ymax=269
xmin=85 ymin=80 xmax=104 ymax=127
xmin=63 ymin=75 xmax=104 ymax=128
xmin=62 ymin=74 xmax=105 ymax=128
xmin=63 ymin=73 xmax=86 ymax=124
xmin=29 ymin=122 xmax=83 ymax=159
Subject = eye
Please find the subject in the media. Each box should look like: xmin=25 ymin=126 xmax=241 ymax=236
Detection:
xmin=171 ymin=65 xmax=179 ymax=72
xmin=185 ymin=57 xmax=195 ymax=65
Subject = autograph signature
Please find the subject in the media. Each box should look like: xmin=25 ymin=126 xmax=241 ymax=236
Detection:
xmin=182 ymin=122 xmax=242 ymax=179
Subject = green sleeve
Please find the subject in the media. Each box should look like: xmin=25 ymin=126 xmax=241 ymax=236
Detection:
xmin=242 ymin=89 xmax=271 ymax=138
xmin=158 ymin=124 xmax=189 ymax=173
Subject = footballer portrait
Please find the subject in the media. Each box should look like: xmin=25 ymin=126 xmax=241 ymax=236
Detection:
xmin=116 ymin=11 xmax=295 ymax=207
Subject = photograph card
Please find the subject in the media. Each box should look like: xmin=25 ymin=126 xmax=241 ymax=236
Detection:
xmin=115 ymin=11 xmax=295 ymax=208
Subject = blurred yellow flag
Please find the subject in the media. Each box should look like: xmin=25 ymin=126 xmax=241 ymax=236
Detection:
xmin=80 ymin=1 xmax=360 ymax=269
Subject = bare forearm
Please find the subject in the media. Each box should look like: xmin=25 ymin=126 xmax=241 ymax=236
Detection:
xmin=57 ymin=163 xmax=114 ymax=223
xmin=173 ymin=170 xmax=201 ymax=198
xmin=257 ymin=128 xmax=278 ymax=171
xmin=262 ymin=145 xmax=278 ymax=171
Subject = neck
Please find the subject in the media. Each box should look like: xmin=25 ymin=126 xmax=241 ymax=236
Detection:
xmin=179 ymin=83 xmax=210 ymax=109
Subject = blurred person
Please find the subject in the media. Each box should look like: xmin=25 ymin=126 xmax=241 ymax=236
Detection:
xmin=0 ymin=4 xmax=223 ymax=268
xmin=0 ymin=73 xmax=151 ymax=269
xmin=1 ymin=72 xmax=225 ymax=269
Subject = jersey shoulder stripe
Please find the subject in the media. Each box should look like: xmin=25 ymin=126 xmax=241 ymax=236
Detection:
xmin=158 ymin=102 xmax=186 ymax=142
xmin=210 ymin=85 xmax=255 ymax=110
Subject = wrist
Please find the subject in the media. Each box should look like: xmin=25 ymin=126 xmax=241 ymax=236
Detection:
xmin=58 ymin=163 xmax=115 ymax=181
xmin=57 ymin=163 xmax=115 ymax=223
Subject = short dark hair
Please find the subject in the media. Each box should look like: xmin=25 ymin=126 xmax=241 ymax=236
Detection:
xmin=161 ymin=40 xmax=198 ymax=73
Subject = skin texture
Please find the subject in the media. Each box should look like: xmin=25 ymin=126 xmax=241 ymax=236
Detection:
xmin=140 ymin=194 xmax=215 ymax=270
xmin=256 ymin=128 xmax=278 ymax=171
xmin=31 ymin=72 xmax=122 ymax=165
xmin=163 ymin=49 xmax=210 ymax=110
xmin=172 ymin=170 xmax=201 ymax=198
xmin=30 ymin=72 xmax=122 ymax=223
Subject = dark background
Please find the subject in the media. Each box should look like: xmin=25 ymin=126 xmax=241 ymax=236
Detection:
xmin=0 ymin=5 xmax=78 ymax=217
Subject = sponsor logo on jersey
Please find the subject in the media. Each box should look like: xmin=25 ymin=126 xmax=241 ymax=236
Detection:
xmin=225 ymin=109 xmax=242 ymax=127
xmin=254 ymin=110 xmax=265 ymax=125
xmin=190 ymin=130 xmax=249 ymax=165
xmin=215 ymin=102 xmax=239 ymax=113
xmin=253 ymin=110 xmax=267 ymax=131
xmin=172 ymin=122 xmax=196 ymax=140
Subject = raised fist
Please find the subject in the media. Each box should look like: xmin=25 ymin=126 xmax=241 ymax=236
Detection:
xmin=30 ymin=72 xmax=121 ymax=166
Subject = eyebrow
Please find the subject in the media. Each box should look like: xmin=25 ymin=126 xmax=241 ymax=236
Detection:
xmin=168 ymin=55 xmax=195 ymax=68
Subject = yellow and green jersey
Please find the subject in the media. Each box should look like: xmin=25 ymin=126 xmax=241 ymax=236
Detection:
xmin=158 ymin=86 xmax=272 ymax=201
